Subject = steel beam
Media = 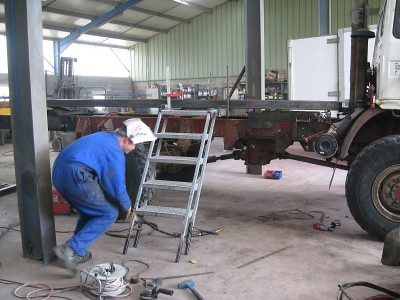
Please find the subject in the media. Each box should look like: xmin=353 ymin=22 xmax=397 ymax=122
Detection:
xmin=58 ymin=0 xmax=144 ymax=54
xmin=0 ymin=16 xmax=149 ymax=44
xmin=93 ymin=0 xmax=190 ymax=23
xmin=5 ymin=0 xmax=56 ymax=264
xmin=46 ymin=99 xmax=341 ymax=110
xmin=53 ymin=40 xmax=60 ymax=76
xmin=170 ymin=0 xmax=213 ymax=13
xmin=43 ymin=7 xmax=167 ymax=34
xmin=245 ymin=0 xmax=265 ymax=175
xmin=46 ymin=23 xmax=148 ymax=43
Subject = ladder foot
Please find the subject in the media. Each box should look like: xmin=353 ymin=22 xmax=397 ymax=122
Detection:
xmin=175 ymin=245 xmax=182 ymax=263
xmin=123 ymin=235 xmax=130 ymax=254
xmin=184 ymin=222 xmax=193 ymax=255
xmin=133 ymin=219 xmax=143 ymax=248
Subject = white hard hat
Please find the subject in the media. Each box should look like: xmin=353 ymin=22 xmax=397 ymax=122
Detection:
xmin=123 ymin=118 xmax=157 ymax=144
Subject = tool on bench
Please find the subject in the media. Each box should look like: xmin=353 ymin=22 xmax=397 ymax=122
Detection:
xmin=178 ymin=280 xmax=204 ymax=300
xmin=140 ymin=278 xmax=174 ymax=300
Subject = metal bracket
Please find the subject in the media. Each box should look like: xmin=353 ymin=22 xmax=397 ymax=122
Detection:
xmin=328 ymin=91 xmax=339 ymax=97
xmin=327 ymin=37 xmax=339 ymax=44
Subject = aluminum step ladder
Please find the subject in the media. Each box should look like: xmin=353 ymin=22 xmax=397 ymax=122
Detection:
xmin=123 ymin=109 xmax=218 ymax=262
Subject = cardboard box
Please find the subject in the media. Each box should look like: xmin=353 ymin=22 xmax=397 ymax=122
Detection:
xmin=266 ymin=69 xmax=278 ymax=81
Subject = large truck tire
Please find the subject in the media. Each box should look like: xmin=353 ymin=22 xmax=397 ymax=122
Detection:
xmin=125 ymin=143 xmax=154 ymax=208
xmin=346 ymin=135 xmax=400 ymax=240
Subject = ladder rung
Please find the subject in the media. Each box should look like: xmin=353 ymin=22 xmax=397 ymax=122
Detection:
xmin=135 ymin=205 xmax=192 ymax=219
xmin=150 ymin=155 xmax=202 ymax=165
xmin=143 ymin=179 xmax=195 ymax=191
xmin=161 ymin=110 xmax=210 ymax=116
xmin=156 ymin=133 xmax=206 ymax=140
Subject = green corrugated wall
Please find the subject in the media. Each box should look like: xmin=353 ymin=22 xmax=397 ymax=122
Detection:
xmin=131 ymin=0 xmax=382 ymax=81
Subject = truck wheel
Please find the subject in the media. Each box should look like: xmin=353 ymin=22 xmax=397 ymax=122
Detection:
xmin=125 ymin=143 xmax=154 ymax=208
xmin=346 ymin=135 xmax=400 ymax=240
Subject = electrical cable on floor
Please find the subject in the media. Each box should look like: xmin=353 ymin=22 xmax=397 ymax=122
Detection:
xmin=0 ymin=278 xmax=79 ymax=300
xmin=0 ymin=222 xmax=20 ymax=239
xmin=0 ymin=162 xmax=14 ymax=168
xmin=121 ymin=259 xmax=150 ymax=284
xmin=80 ymin=263 xmax=133 ymax=299
xmin=0 ymin=223 xmax=20 ymax=268
xmin=106 ymin=218 xmax=223 ymax=238
xmin=337 ymin=281 xmax=400 ymax=300
xmin=257 ymin=209 xmax=325 ymax=222
xmin=0 ymin=224 xmax=73 ymax=235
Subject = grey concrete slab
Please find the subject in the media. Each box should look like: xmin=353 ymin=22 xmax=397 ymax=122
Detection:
xmin=0 ymin=140 xmax=398 ymax=300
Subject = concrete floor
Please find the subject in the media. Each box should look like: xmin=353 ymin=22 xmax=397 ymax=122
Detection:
xmin=0 ymin=138 xmax=399 ymax=300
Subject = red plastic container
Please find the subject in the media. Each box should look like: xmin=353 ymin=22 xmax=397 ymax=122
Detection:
xmin=263 ymin=170 xmax=283 ymax=180
xmin=52 ymin=189 xmax=71 ymax=214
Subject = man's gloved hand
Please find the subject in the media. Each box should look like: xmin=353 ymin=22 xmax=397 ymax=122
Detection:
xmin=119 ymin=207 xmax=132 ymax=220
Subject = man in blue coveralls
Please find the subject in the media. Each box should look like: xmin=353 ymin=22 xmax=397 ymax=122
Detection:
xmin=52 ymin=118 xmax=156 ymax=273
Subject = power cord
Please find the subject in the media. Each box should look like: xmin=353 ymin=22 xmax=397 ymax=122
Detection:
xmin=0 ymin=278 xmax=79 ymax=300
xmin=107 ymin=219 xmax=223 ymax=238
xmin=257 ymin=209 xmax=325 ymax=222
xmin=337 ymin=281 xmax=400 ymax=300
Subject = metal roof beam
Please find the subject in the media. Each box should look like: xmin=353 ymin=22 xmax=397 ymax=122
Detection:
xmin=170 ymin=0 xmax=212 ymax=13
xmin=43 ymin=7 xmax=167 ymax=34
xmin=44 ymin=23 xmax=148 ymax=43
xmin=45 ymin=37 xmax=130 ymax=49
xmin=0 ymin=17 xmax=148 ymax=43
xmin=41 ymin=0 xmax=58 ymax=9
xmin=129 ymin=6 xmax=190 ymax=23
xmin=93 ymin=0 xmax=190 ymax=23
xmin=58 ymin=0 xmax=144 ymax=53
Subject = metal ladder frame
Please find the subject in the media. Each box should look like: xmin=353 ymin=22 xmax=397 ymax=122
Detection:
xmin=123 ymin=109 xmax=217 ymax=262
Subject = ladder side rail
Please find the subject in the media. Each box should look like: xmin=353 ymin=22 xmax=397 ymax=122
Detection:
xmin=154 ymin=114 xmax=169 ymax=157
xmin=176 ymin=112 xmax=213 ymax=262
xmin=133 ymin=112 xmax=163 ymax=210
xmin=178 ymin=114 xmax=211 ymax=242
xmin=184 ymin=113 xmax=211 ymax=213
xmin=123 ymin=112 xmax=164 ymax=255
xmin=190 ymin=113 xmax=217 ymax=226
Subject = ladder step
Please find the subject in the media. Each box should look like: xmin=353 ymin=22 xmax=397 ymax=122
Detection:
xmin=160 ymin=109 xmax=210 ymax=116
xmin=150 ymin=155 xmax=202 ymax=165
xmin=143 ymin=179 xmax=195 ymax=191
xmin=135 ymin=205 xmax=192 ymax=219
xmin=156 ymin=133 xmax=206 ymax=140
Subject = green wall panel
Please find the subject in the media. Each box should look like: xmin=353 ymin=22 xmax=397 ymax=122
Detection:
xmin=131 ymin=0 xmax=246 ymax=81
xmin=264 ymin=0 xmax=319 ymax=70
xmin=131 ymin=0 xmax=383 ymax=82
xmin=331 ymin=0 xmax=381 ymax=32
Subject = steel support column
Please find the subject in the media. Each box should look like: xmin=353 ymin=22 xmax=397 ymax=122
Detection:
xmin=245 ymin=0 xmax=264 ymax=175
xmin=53 ymin=40 xmax=60 ymax=76
xmin=5 ymin=0 xmax=56 ymax=264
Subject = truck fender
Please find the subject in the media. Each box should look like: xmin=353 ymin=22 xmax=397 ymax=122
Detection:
xmin=339 ymin=108 xmax=386 ymax=160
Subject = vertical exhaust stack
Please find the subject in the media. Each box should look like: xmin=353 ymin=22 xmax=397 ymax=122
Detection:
xmin=314 ymin=0 xmax=375 ymax=159
xmin=349 ymin=0 xmax=375 ymax=112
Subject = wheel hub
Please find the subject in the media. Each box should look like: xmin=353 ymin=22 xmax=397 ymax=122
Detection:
xmin=391 ymin=183 xmax=400 ymax=202
xmin=373 ymin=165 xmax=400 ymax=221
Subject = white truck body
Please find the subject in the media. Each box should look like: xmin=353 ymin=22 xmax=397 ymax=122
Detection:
xmin=373 ymin=0 xmax=400 ymax=109
xmin=288 ymin=26 xmax=376 ymax=109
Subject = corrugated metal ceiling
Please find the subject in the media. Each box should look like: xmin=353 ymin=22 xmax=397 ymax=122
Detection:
xmin=0 ymin=0 xmax=231 ymax=48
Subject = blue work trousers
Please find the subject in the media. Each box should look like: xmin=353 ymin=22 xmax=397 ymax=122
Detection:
xmin=53 ymin=163 xmax=118 ymax=256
